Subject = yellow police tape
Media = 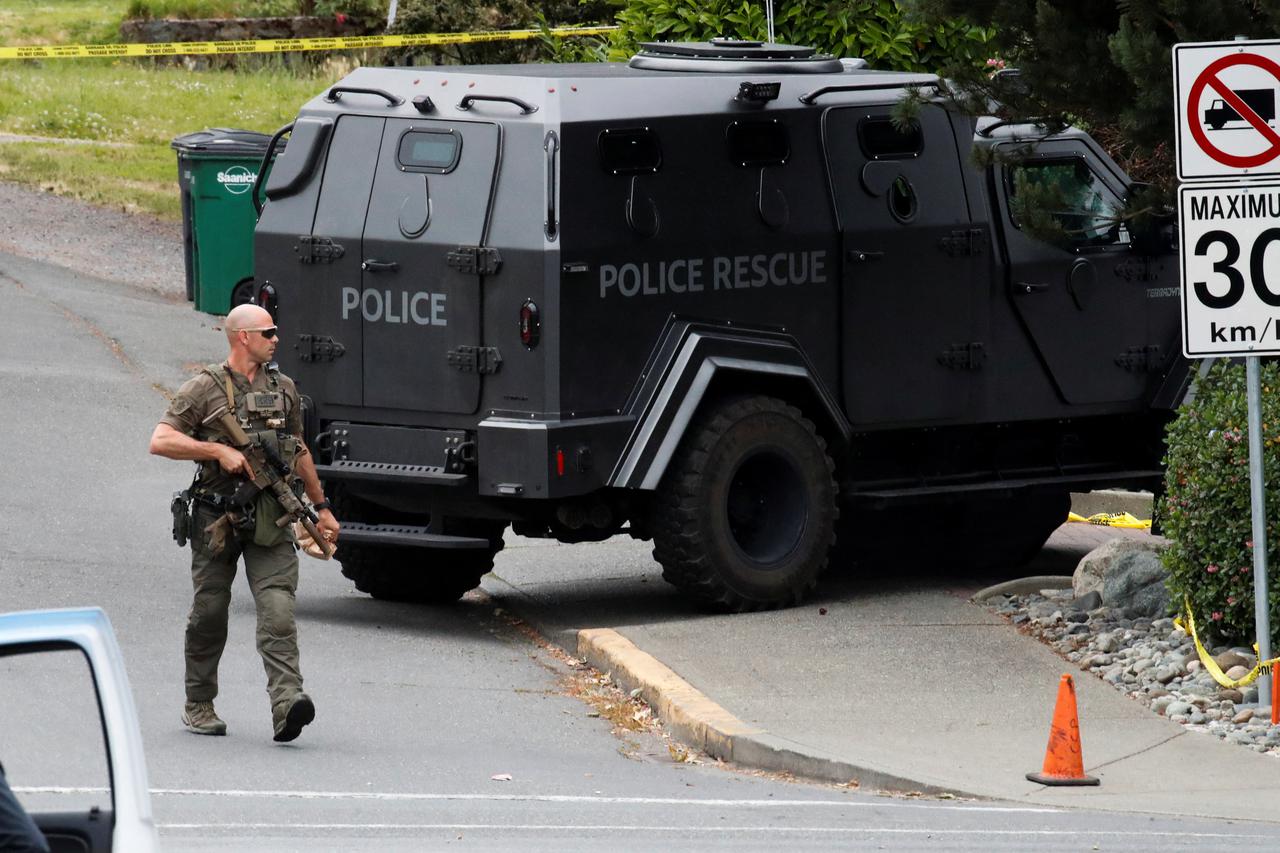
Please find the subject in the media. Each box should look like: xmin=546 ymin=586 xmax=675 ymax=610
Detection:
xmin=0 ymin=25 xmax=618 ymax=60
xmin=1174 ymin=597 xmax=1280 ymax=689
xmin=1066 ymin=511 xmax=1152 ymax=530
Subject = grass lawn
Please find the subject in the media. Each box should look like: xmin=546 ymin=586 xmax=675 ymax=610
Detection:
xmin=0 ymin=3 xmax=349 ymax=220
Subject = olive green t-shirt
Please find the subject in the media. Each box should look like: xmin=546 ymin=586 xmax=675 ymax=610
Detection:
xmin=160 ymin=363 xmax=303 ymax=495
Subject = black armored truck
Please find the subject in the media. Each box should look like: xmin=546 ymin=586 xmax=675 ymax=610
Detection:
xmin=252 ymin=40 xmax=1187 ymax=612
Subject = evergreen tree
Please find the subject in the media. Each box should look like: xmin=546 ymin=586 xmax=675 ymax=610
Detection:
xmin=906 ymin=0 xmax=1280 ymax=192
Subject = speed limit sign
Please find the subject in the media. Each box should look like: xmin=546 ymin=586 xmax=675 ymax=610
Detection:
xmin=1179 ymin=180 xmax=1280 ymax=356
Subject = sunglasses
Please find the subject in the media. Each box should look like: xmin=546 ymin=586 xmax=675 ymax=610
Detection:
xmin=239 ymin=326 xmax=278 ymax=339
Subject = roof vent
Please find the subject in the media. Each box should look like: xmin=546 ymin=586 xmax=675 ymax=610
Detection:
xmin=629 ymin=40 xmax=844 ymax=74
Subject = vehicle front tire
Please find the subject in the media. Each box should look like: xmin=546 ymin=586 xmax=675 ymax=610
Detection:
xmin=651 ymin=395 xmax=838 ymax=612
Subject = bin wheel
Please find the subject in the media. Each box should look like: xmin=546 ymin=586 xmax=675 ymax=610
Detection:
xmin=231 ymin=279 xmax=256 ymax=309
xmin=651 ymin=395 xmax=838 ymax=612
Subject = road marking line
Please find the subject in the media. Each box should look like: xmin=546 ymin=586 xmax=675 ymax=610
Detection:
xmin=155 ymin=823 xmax=1274 ymax=838
xmin=15 ymin=786 xmax=1059 ymax=812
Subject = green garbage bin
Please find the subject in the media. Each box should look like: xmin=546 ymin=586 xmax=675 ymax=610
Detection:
xmin=171 ymin=128 xmax=274 ymax=315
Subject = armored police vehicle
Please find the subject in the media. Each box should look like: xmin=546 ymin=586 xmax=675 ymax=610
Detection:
xmin=252 ymin=40 xmax=1187 ymax=611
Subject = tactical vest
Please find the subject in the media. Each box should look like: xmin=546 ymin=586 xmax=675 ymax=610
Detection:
xmin=198 ymin=362 xmax=300 ymax=490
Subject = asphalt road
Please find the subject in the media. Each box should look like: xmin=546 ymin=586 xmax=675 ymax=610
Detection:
xmin=0 ymin=243 xmax=1273 ymax=851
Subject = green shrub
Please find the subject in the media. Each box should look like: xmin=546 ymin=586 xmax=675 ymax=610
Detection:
xmin=1162 ymin=359 xmax=1280 ymax=645
xmin=609 ymin=0 xmax=995 ymax=74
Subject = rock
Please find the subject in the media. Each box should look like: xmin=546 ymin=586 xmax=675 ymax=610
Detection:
xmin=1065 ymin=610 xmax=1089 ymax=623
xmin=1070 ymin=590 xmax=1103 ymax=612
xmin=1151 ymin=696 xmax=1174 ymax=714
xmin=1244 ymin=686 xmax=1259 ymax=704
xmin=1132 ymin=618 xmax=1153 ymax=632
xmin=1187 ymin=660 xmax=1201 ymax=674
xmin=1155 ymin=667 xmax=1178 ymax=684
xmin=1152 ymin=617 xmax=1175 ymax=631
xmin=1218 ymin=688 xmax=1244 ymax=703
xmin=1225 ymin=665 xmax=1252 ymax=681
xmin=1233 ymin=708 xmax=1255 ymax=724
xmin=1067 ymin=623 xmax=1090 ymax=635
xmin=1206 ymin=708 xmax=1223 ymax=721
xmin=1165 ymin=700 xmax=1194 ymax=717
xmin=1214 ymin=651 xmax=1250 ymax=671
xmin=1095 ymin=633 xmax=1120 ymax=653
xmin=1131 ymin=659 xmax=1154 ymax=674
xmin=1148 ymin=687 xmax=1171 ymax=699
xmin=1189 ymin=710 xmax=1207 ymax=724
xmin=1012 ymin=614 xmax=1029 ymax=625
xmin=1103 ymin=550 xmax=1172 ymax=618
xmin=1073 ymin=537 xmax=1166 ymax=599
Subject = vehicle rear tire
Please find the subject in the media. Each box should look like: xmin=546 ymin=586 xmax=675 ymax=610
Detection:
xmin=330 ymin=487 xmax=505 ymax=604
xmin=651 ymin=395 xmax=838 ymax=612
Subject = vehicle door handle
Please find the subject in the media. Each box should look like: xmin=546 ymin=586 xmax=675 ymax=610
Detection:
xmin=362 ymin=260 xmax=399 ymax=273
xmin=1017 ymin=281 xmax=1050 ymax=294
xmin=847 ymin=249 xmax=884 ymax=262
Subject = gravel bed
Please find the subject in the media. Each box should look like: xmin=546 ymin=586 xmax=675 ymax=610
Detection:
xmin=989 ymin=589 xmax=1280 ymax=755
xmin=0 ymin=180 xmax=185 ymax=299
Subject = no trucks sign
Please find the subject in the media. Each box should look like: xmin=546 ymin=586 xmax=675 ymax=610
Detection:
xmin=1174 ymin=40 xmax=1280 ymax=180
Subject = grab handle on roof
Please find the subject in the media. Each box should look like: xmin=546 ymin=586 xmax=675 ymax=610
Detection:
xmin=457 ymin=94 xmax=539 ymax=115
xmin=798 ymin=80 xmax=940 ymax=105
xmin=325 ymin=86 xmax=404 ymax=107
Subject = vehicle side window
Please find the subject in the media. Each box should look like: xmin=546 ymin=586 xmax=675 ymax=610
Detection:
xmin=396 ymin=129 xmax=461 ymax=174
xmin=1008 ymin=158 xmax=1128 ymax=248
xmin=857 ymin=117 xmax=923 ymax=159
xmin=599 ymin=128 xmax=662 ymax=175
xmin=726 ymin=120 xmax=789 ymax=167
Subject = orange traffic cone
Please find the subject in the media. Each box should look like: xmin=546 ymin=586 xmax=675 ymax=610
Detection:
xmin=1026 ymin=673 xmax=1099 ymax=786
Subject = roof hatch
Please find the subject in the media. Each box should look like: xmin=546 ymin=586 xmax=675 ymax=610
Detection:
xmin=629 ymin=39 xmax=844 ymax=74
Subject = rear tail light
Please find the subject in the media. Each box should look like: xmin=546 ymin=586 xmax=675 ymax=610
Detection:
xmin=258 ymin=282 xmax=278 ymax=320
xmin=519 ymin=299 xmax=540 ymax=348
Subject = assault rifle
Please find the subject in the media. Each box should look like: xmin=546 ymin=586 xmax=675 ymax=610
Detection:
xmin=200 ymin=404 xmax=333 ymax=558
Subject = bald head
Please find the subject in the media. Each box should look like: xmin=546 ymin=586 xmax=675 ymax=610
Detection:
xmin=225 ymin=304 xmax=273 ymax=344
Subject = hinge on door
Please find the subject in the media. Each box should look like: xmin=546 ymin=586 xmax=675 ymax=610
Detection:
xmin=296 ymin=335 xmax=346 ymax=363
xmin=294 ymin=236 xmax=346 ymax=264
xmin=447 ymin=345 xmax=503 ymax=375
xmin=1115 ymin=345 xmax=1162 ymax=372
xmin=447 ymin=246 xmax=503 ymax=276
xmin=939 ymin=228 xmax=985 ymax=258
xmin=937 ymin=342 xmax=986 ymax=370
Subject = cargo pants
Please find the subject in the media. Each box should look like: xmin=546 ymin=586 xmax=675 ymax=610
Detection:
xmin=185 ymin=504 xmax=303 ymax=711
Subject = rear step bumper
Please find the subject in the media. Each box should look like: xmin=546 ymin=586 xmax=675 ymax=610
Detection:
xmin=338 ymin=523 xmax=491 ymax=550
xmin=316 ymin=460 xmax=467 ymax=487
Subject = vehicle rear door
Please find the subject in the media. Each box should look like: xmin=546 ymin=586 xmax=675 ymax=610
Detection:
xmin=994 ymin=140 xmax=1147 ymax=405
xmin=301 ymin=114 xmax=384 ymax=407
xmin=824 ymin=103 xmax=982 ymax=424
xmin=359 ymin=118 xmax=500 ymax=414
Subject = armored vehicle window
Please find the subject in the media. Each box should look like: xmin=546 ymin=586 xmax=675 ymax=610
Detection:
xmin=599 ymin=128 xmax=662 ymax=175
xmin=726 ymin=120 xmax=789 ymax=166
xmin=857 ymin=117 xmax=923 ymax=159
xmin=397 ymin=129 xmax=461 ymax=173
xmin=1008 ymin=158 xmax=1126 ymax=248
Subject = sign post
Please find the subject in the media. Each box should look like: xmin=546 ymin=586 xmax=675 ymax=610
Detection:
xmin=1176 ymin=40 xmax=1278 ymax=708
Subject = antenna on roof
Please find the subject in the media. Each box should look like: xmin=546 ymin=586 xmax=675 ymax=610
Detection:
xmin=764 ymin=1 xmax=775 ymax=44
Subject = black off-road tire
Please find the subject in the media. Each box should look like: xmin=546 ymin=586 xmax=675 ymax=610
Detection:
xmin=331 ymin=487 xmax=505 ymax=604
xmin=651 ymin=395 xmax=838 ymax=612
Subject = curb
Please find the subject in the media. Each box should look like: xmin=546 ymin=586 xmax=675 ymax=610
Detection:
xmin=1069 ymin=489 xmax=1153 ymax=519
xmin=577 ymin=627 xmax=969 ymax=795
xmin=970 ymin=575 xmax=1074 ymax=602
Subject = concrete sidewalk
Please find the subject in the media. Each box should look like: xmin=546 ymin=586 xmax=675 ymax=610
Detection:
xmin=487 ymin=521 xmax=1280 ymax=822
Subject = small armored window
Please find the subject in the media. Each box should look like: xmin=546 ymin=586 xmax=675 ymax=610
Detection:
xmin=726 ymin=120 xmax=789 ymax=167
xmin=599 ymin=128 xmax=662 ymax=175
xmin=857 ymin=117 xmax=923 ymax=160
xmin=887 ymin=175 xmax=918 ymax=222
xmin=1008 ymin=158 xmax=1126 ymax=248
xmin=397 ymin=129 xmax=461 ymax=174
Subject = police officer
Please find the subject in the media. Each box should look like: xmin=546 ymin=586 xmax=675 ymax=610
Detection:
xmin=149 ymin=304 xmax=339 ymax=742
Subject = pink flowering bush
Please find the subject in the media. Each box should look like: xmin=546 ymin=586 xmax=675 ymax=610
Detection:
xmin=1163 ymin=360 xmax=1280 ymax=643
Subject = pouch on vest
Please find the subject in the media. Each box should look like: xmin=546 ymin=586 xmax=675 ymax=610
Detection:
xmin=253 ymin=492 xmax=295 ymax=547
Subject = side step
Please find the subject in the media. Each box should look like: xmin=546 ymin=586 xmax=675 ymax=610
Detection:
xmin=337 ymin=523 xmax=491 ymax=550
xmin=316 ymin=460 xmax=468 ymax=487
